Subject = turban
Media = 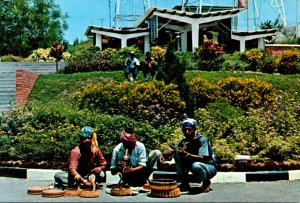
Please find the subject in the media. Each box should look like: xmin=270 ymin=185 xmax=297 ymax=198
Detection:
xmin=121 ymin=130 xmax=137 ymax=142
xmin=182 ymin=118 xmax=197 ymax=127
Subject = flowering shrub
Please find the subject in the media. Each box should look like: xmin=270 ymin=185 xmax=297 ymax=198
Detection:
xmin=26 ymin=48 xmax=55 ymax=62
xmin=218 ymin=77 xmax=277 ymax=110
xmin=150 ymin=45 xmax=167 ymax=62
xmin=26 ymin=47 xmax=71 ymax=62
xmin=72 ymin=81 xmax=186 ymax=127
xmin=194 ymin=39 xmax=224 ymax=71
xmin=277 ymin=50 xmax=300 ymax=74
xmin=0 ymin=55 xmax=25 ymax=62
xmin=241 ymin=48 xmax=263 ymax=71
xmin=194 ymin=94 xmax=300 ymax=163
xmin=95 ymin=48 xmax=117 ymax=60
xmin=189 ymin=77 xmax=221 ymax=107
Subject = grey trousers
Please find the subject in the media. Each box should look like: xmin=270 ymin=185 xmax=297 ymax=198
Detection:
xmin=174 ymin=152 xmax=217 ymax=182
xmin=54 ymin=171 xmax=106 ymax=189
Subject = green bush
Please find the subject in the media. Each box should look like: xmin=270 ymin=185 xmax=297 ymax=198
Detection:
xmin=194 ymin=39 xmax=224 ymax=71
xmin=72 ymin=81 xmax=186 ymax=127
xmin=218 ymin=77 xmax=277 ymax=111
xmin=241 ymin=48 xmax=263 ymax=71
xmin=0 ymin=55 xmax=25 ymax=62
xmin=277 ymin=50 xmax=300 ymax=74
xmin=260 ymin=55 xmax=276 ymax=73
xmin=189 ymin=77 xmax=221 ymax=108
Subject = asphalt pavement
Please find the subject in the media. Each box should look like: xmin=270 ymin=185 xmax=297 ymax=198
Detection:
xmin=1 ymin=177 xmax=300 ymax=202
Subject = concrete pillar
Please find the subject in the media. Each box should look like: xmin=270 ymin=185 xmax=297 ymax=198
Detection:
xmin=181 ymin=31 xmax=188 ymax=52
xmin=210 ymin=31 xmax=219 ymax=43
xmin=191 ymin=23 xmax=199 ymax=51
xmin=95 ymin=34 xmax=102 ymax=50
xmin=144 ymin=35 xmax=150 ymax=53
xmin=240 ymin=39 xmax=246 ymax=53
xmin=121 ymin=38 xmax=127 ymax=48
xmin=258 ymin=38 xmax=264 ymax=50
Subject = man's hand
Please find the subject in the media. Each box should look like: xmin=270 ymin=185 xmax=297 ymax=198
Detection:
xmin=74 ymin=174 xmax=83 ymax=182
xmin=117 ymin=161 xmax=126 ymax=168
xmin=123 ymin=166 xmax=135 ymax=174
xmin=91 ymin=167 xmax=102 ymax=174
xmin=176 ymin=147 xmax=189 ymax=157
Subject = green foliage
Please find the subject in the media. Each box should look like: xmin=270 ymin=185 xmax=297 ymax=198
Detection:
xmin=260 ymin=55 xmax=277 ymax=73
xmin=277 ymin=49 xmax=300 ymax=74
xmin=113 ymin=46 xmax=143 ymax=61
xmin=156 ymin=36 xmax=186 ymax=86
xmin=0 ymin=0 xmax=68 ymax=57
xmin=194 ymin=39 xmax=224 ymax=71
xmin=218 ymin=77 xmax=277 ymax=111
xmin=0 ymin=55 xmax=25 ymax=62
xmin=241 ymin=48 xmax=264 ymax=71
xmin=221 ymin=52 xmax=249 ymax=71
xmin=189 ymin=77 xmax=221 ymax=108
xmin=72 ymin=80 xmax=186 ymax=127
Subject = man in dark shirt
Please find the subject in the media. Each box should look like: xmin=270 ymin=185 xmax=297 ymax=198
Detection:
xmin=53 ymin=126 xmax=107 ymax=189
xmin=175 ymin=118 xmax=217 ymax=192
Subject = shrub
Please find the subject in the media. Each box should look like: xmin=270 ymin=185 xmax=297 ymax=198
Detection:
xmin=96 ymin=48 xmax=118 ymax=60
xmin=113 ymin=46 xmax=142 ymax=62
xmin=241 ymin=48 xmax=263 ymax=71
xmin=277 ymin=50 xmax=300 ymax=74
xmin=194 ymin=39 xmax=224 ymax=71
xmin=194 ymin=100 xmax=245 ymax=163
xmin=72 ymin=81 xmax=186 ymax=127
xmin=150 ymin=45 xmax=166 ymax=62
xmin=222 ymin=52 xmax=249 ymax=71
xmin=189 ymin=77 xmax=221 ymax=108
xmin=0 ymin=55 xmax=25 ymax=62
xmin=260 ymin=55 xmax=276 ymax=73
xmin=25 ymin=48 xmax=55 ymax=62
xmin=218 ymin=77 xmax=277 ymax=111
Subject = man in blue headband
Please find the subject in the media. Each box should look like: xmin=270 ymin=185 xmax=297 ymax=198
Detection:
xmin=175 ymin=118 xmax=217 ymax=193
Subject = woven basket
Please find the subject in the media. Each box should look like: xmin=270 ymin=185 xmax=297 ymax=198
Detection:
xmin=64 ymin=187 xmax=82 ymax=197
xmin=110 ymin=184 xmax=133 ymax=196
xmin=41 ymin=189 xmax=64 ymax=198
xmin=79 ymin=190 xmax=100 ymax=198
xmin=27 ymin=186 xmax=48 ymax=195
xmin=150 ymin=188 xmax=181 ymax=198
xmin=149 ymin=179 xmax=178 ymax=191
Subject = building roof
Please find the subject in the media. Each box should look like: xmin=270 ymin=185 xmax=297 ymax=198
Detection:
xmin=85 ymin=25 xmax=149 ymax=37
xmin=134 ymin=6 xmax=244 ymax=28
xmin=232 ymin=29 xmax=278 ymax=36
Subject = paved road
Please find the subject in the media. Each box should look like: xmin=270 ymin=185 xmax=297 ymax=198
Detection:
xmin=1 ymin=177 xmax=300 ymax=202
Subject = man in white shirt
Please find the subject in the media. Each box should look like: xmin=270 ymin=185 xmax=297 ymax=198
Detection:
xmin=124 ymin=51 xmax=140 ymax=81
xmin=110 ymin=127 xmax=147 ymax=187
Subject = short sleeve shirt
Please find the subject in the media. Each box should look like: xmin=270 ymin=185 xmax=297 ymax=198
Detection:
xmin=110 ymin=141 xmax=147 ymax=169
xmin=177 ymin=133 xmax=216 ymax=165
xmin=69 ymin=146 xmax=107 ymax=176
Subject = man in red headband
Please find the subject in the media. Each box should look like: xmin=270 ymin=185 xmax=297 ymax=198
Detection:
xmin=110 ymin=127 xmax=148 ymax=187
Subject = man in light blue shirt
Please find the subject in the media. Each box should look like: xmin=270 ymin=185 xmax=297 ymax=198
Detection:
xmin=110 ymin=127 xmax=147 ymax=187
xmin=124 ymin=51 xmax=140 ymax=82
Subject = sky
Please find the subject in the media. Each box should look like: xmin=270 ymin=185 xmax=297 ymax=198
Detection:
xmin=55 ymin=0 xmax=300 ymax=44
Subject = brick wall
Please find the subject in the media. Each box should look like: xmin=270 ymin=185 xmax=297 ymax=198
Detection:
xmin=16 ymin=70 xmax=40 ymax=106
xmin=265 ymin=44 xmax=300 ymax=56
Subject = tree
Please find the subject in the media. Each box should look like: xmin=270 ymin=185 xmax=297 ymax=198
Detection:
xmin=0 ymin=0 xmax=68 ymax=57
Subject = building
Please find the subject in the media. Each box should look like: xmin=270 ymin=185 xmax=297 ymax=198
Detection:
xmin=85 ymin=6 xmax=277 ymax=53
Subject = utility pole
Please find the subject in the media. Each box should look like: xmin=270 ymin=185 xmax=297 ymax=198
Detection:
xmin=108 ymin=0 xmax=112 ymax=27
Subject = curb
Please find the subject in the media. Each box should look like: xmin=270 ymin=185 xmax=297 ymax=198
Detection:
xmin=1 ymin=167 xmax=300 ymax=183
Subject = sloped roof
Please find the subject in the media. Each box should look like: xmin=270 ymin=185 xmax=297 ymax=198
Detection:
xmin=134 ymin=6 xmax=244 ymax=28
xmin=85 ymin=25 xmax=149 ymax=36
xmin=232 ymin=29 xmax=278 ymax=36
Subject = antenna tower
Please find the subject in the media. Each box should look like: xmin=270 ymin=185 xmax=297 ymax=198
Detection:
xmin=113 ymin=0 xmax=150 ymax=28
